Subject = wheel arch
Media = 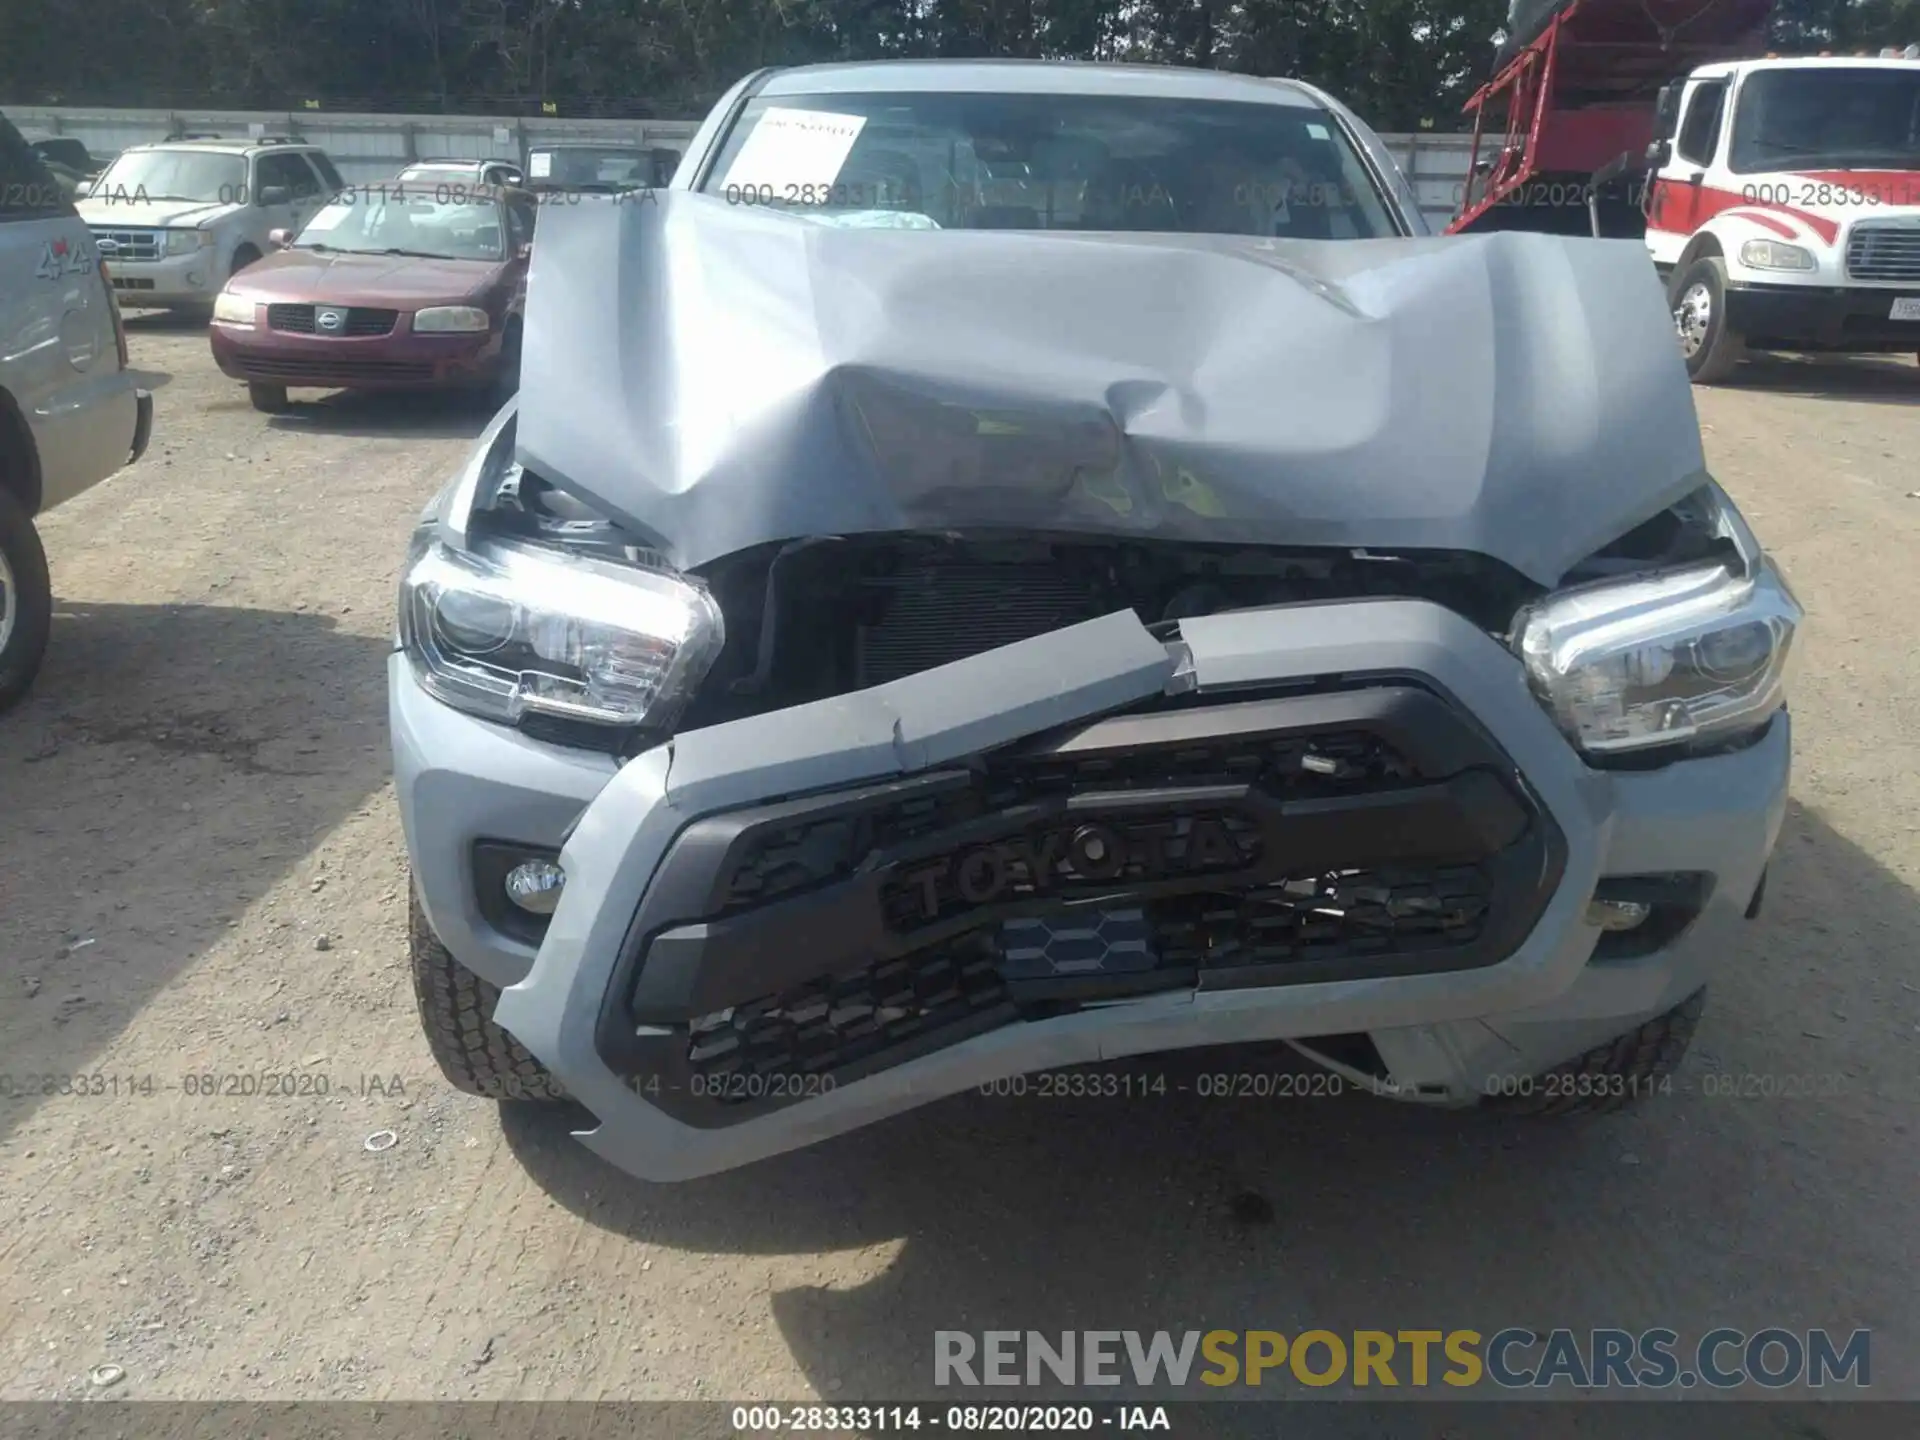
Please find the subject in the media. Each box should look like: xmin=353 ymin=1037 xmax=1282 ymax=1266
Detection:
xmin=0 ymin=388 xmax=44 ymax=517
xmin=1675 ymin=230 xmax=1725 ymax=274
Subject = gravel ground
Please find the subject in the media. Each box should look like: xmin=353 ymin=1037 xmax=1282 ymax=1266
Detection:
xmin=2 ymin=319 xmax=1918 ymax=1415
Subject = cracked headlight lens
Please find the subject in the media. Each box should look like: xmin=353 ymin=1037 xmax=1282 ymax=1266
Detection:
xmin=1515 ymin=556 xmax=1801 ymax=756
xmin=400 ymin=534 xmax=723 ymax=730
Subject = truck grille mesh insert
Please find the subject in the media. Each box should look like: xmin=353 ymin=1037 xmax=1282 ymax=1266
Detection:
xmin=1845 ymin=224 xmax=1920 ymax=283
xmin=1157 ymin=864 xmax=1492 ymax=967
xmin=716 ymin=728 xmax=1414 ymax=918
xmin=682 ymin=935 xmax=1007 ymax=1100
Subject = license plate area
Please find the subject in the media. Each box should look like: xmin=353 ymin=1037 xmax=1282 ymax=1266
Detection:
xmin=1891 ymin=297 xmax=1920 ymax=321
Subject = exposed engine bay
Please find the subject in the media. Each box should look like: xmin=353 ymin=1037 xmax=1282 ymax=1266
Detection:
xmin=490 ymin=465 xmax=1744 ymax=735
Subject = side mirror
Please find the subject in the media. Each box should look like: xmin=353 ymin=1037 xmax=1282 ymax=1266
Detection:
xmin=1653 ymin=83 xmax=1683 ymax=137
xmin=516 ymin=241 xmax=532 ymax=261
xmin=268 ymin=228 xmax=294 ymax=249
xmin=650 ymin=147 xmax=682 ymax=187
xmin=256 ymin=184 xmax=292 ymax=206
xmin=1645 ymin=137 xmax=1673 ymax=170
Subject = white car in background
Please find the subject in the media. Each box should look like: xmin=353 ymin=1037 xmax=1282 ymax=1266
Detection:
xmin=77 ymin=137 xmax=344 ymax=318
xmin=0 ymin=111 xmax=152 ymax=712
xmin=398 ymin=159 xmax=526 ymax=191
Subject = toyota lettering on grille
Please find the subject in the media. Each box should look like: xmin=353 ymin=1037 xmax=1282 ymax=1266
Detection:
xmin=893 ymin=812 xmax=1256 ymax=926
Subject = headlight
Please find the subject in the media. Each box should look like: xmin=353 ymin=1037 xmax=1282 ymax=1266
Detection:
xmin=1515 ymin=557 xmax=1801 ymax=756
xmin=212 ymin=291 xmax=256 ymax=327
xmin=1739 ymin=239 xmax=1814 ymax=271
xmin=399 ymin=532 xmax=723 ymax=730
xmin=413 ymin=305 xmax=491 ymax=333
xmin=166 ymin=228 xmax=213 ymax=256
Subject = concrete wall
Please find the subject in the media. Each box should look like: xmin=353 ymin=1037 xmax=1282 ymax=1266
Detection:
xmin=7 ymin=103 xmax=1478 ymax=229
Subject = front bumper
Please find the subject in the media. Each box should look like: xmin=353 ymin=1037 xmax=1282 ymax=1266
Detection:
xmin=98 ymin=250 xmax=221 ymax=306
xmin=1726 ymin=281 xmax=1920 ymax=352
xmin=211 ymin=323 xmax=503 ymax=392
xmin=392 ymin=600 xmax=1791 ymax=1182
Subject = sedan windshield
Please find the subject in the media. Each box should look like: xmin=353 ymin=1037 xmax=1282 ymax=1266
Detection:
xmin=696 ymin=91 xmax=1399 ymax=238
xmin=294 ymin=191 xmax=508 ymax=261
xmin=92 ymin=149 xmax=247 ymax=205
xmin=1729 ymin=67 xmax=1920 ymax=173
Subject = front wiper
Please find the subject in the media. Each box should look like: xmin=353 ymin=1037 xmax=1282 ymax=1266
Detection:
xmin=374 ymin=247 xmax=461 ymax=260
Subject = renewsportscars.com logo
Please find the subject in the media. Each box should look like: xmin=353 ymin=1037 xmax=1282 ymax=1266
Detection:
xmin=933 ymin=1328 xmax=1871 ymax=1391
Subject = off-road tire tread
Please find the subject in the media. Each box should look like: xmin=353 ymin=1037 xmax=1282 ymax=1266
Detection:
xmin=1483 ymin=987 xmax=1706 ymax=1117
xmin=409 ymin=893 xmax=566 ymax=1103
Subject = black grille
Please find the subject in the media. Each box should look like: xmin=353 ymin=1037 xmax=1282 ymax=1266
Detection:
xmin=267 ymin=304 xmax=400 ymax=336
xmin=597 ymin=685 xmax=1566 ymax=1126
xmin=234 ymin=356 xmax=436 ymax=383
xmin=1846 ymin=224 xmax=1920 ymax=283
xmin=1157 ymin=864 xmax=1491 ymax=968
xmin=716 ymin=728 xmax=1413 ymax=921
xmin=680 ymin=934 xmax=1008 ymax=1101
xmin=855 ymin=561 xmax=1109 ymax=685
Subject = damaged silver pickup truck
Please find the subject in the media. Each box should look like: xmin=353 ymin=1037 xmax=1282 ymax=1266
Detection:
xmin=388 ymin=60 xmax=1801 ymax=1182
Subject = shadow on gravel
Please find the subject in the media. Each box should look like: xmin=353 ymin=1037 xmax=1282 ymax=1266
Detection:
xmin=0 ymin=600 xmax=391 ymax=1147
xmin=1730 ymin=353 xmax=1920 ymax=407
xmin=262 ymin=388 xmax=499 ymax=441
xmin=502 ymin=796 xmax=1918 ymax=1427
xmin=120 ymin=309 xmax=210 ymax=334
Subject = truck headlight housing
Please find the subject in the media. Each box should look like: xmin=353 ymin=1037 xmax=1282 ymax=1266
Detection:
xmin=1739 ymin=239 xmax=1814 ymax=272
xmin=413 ymin=305 xmax=491 ymax=333
xmin=212 ymin=291 xmax=255 ymax=327
xmin=1515 ymin=551 xmax=1801 ymax=757
xmin=399 ymin=532 xmax=723 ymax=730
xmin=165 ymin=228 xmax=214 ymax=256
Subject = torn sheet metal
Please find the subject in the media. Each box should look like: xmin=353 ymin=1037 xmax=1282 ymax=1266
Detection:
xmin=515 ymin=191 xmax=1705 ymax=586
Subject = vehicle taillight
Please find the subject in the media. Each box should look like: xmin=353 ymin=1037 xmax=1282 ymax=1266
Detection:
xmin=99 ymin=259 xmax=129 ymax=368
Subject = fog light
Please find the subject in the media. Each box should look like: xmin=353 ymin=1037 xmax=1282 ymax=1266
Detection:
xmin=504 ymin=860 xmax=565 ymax=915
xmin=1586 ymin=897 xmax=1652 ymax=932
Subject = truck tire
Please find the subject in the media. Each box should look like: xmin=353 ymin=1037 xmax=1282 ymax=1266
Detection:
xmin=248 ymin=382 xmax=290 ymax=414
xmin=408 ymin=890 xmax=566 ymax=1103
xmin=0 ymin=487 xmax=53 ymax=715
xmin=1670 ymin=257 xmax=1745 ymax=383
xmin=1482 ymin=988 xmax=1705 ymax=1117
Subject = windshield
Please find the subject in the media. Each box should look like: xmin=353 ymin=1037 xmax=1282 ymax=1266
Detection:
xmin=696 ymin=91 xmax=1400 ymax=238
xmin=91 ymin=148 xmax=247 ymax=204
xmin=527 ymin=147 xmax=651 ymax=190
xmin=294 ymin=190 xmax=508 ymax=261
xmin=1729 ymin=67 xmax=1920 ymax=173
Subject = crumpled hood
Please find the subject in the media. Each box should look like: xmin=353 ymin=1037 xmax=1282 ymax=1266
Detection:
xmin=78 ymin=197 xmax=238 ymax=230
xmin=516 ymin=192 xmax=1706 ymax=586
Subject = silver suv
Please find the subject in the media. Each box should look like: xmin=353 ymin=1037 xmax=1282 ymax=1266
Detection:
xmin=0 ymin=112 xmax=152 ymax=711
xmin=77 ymin=136 xmax=343 ymax=317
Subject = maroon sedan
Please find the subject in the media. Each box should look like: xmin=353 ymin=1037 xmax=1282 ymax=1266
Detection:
xmin=209 ymin=185 xmax=535 ymax=412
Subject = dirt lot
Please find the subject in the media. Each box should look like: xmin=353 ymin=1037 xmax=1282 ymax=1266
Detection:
xmin=2 ymin=318 xmax=1918 ymax=1414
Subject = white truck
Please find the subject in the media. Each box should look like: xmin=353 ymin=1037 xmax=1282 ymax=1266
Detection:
xmin=1649 ymin=54 xmax=1920 ymax=379
xmin=1453 ymin=0 xmax=1919 ymax=381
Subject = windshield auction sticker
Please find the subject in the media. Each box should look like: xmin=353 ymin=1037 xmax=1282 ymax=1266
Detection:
xmin=721 ymin=106 xmax=868 ymax=194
